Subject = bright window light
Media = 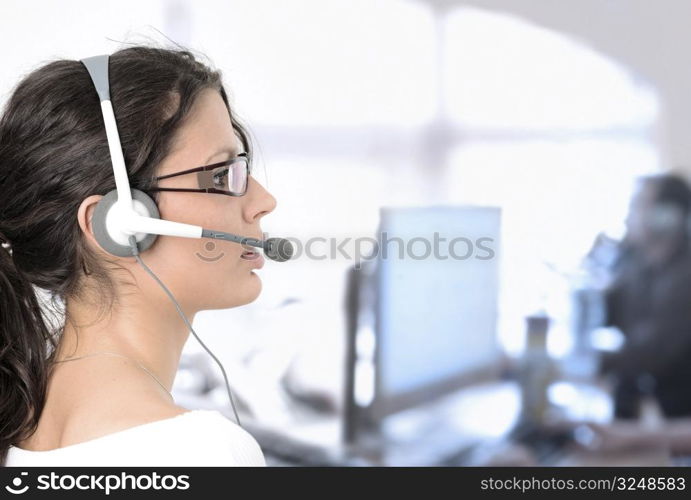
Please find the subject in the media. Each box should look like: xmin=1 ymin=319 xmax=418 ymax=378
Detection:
xmin=194 ymin=0 xmax=437 ymax=126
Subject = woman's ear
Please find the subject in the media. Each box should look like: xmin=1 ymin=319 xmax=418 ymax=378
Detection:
xmin=77 ymin=194 xmax=105 ymax=253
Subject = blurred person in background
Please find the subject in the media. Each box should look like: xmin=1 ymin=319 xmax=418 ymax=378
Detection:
xmin=599 ymin=173 xmax=691 ymax=419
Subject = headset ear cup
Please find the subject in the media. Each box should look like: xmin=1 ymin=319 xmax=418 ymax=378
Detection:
xmin=131 ymin=189 xmax=160 ymax=253
xmin=92 ymin=189 xmax=160 ymax=258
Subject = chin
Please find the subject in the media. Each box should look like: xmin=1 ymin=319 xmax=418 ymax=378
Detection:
xmin=228 ymin=274 xmax=263 ymax=308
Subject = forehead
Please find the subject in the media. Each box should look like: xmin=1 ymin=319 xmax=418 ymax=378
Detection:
xmin=157 ymin=88 xmax=242 ymax=176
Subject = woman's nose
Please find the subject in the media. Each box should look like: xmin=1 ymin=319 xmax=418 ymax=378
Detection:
xmin=243 ymin=176 xmax=277 ymax=223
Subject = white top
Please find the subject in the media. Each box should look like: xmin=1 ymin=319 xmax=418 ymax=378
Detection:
xmin=5 ymin=409 xmax=266 ymax=467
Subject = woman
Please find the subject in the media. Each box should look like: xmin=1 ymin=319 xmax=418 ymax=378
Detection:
xmin=0 ymin=45 xmax=276 ymax=466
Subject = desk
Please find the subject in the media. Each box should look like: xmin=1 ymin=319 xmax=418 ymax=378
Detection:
xmin=442 ymin=380 xmax=672 ymax=466
xmin=556 ymin=447 xmax=671 ymax=466
xmin=229 ymin=378 xmax=675 ymax=466
xmin=473 ymin=439 xmax=671 ymax=466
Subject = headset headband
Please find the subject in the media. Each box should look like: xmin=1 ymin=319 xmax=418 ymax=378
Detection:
xmin=81 ymin=55 xmax=133 ymax=210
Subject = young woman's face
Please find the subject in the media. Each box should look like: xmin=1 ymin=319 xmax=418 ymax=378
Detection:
xmin=134 ymin=88 xmax=276 ymax=311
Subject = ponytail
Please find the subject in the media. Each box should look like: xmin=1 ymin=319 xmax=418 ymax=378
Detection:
xmin=0 ymin=234 xmax=52 ymax=465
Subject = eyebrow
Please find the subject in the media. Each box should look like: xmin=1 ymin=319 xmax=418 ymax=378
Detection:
xmin=205 ymin=145 xmax=241 ymax=164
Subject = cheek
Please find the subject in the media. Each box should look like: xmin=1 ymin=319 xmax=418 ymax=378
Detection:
xmin=194 ymin=239 xmax=235 ymax=263
xmin=141 ymin=236 xmax=262 ymax=310
xmin=152 ymin=196 xmax=261 ymax=307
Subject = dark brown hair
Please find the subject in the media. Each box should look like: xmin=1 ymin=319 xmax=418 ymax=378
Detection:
xmin=0 ymin=44 xmax=252 ymax=464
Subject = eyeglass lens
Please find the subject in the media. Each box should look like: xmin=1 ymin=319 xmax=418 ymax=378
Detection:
xmin=209 ymin=157 xmax=249 ymax=194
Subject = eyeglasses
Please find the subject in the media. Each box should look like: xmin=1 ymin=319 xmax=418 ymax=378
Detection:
xmin=147 ymin=153 xmax=251 ymax=197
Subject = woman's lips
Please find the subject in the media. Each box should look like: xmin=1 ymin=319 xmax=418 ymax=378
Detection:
xmin=240 ymin=250 xmax=265 ymax=269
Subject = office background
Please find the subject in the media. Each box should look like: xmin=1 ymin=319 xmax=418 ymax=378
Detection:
xmin=2 ymin=0 xmax=690 ymax=465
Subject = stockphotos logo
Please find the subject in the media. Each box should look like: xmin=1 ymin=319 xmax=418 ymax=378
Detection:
xmin=4 ymin=471 xmax=190 ymax=495
xmin=5 ymin=472 xmax=29 ymax=494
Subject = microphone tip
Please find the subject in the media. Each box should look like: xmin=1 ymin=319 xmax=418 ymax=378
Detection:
xmin=264 ymin=237 xmax=294 ymax=262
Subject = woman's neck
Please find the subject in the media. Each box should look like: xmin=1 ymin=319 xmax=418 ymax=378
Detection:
xmin=56 ymin=290 xmax=196 ymax=392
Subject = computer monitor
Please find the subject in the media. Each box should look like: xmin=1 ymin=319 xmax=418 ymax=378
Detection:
xmin=344 ymin=205 xmax=505 ymax=439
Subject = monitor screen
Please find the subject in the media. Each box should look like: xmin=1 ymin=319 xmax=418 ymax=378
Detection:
xmin=373 ymin=205 xmax=503 ymax=416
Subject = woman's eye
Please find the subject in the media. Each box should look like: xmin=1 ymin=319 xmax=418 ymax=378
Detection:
xmin=213 ymin=168 xmax=229 ymax=189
